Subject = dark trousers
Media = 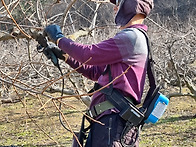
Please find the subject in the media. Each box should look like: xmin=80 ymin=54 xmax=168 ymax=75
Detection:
xmin=85 ymin=113 xmax=139 ymax=147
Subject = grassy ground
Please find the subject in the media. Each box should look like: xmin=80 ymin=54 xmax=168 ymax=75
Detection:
xmin=140 ymin=96 xmax=196 ymax=147
xmin=0 ymin=94 xmax=195 ymax=147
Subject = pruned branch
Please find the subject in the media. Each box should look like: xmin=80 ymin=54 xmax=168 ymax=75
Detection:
xmin=167 ymin=92 xmax=196 ymax=100
xmin=61 ymin=0 xmax=77 ymax=32
xmin=0 ymin=27 xmax=91 ymax=41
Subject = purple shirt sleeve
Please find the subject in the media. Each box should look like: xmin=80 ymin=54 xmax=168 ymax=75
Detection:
xmin=66 ymin=56 xmax=105 ymax=81
xmin=58 ymin=37 xmax=123 ymax=66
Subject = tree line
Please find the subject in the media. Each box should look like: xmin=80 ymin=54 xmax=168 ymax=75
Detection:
xmin=0 ymin=0 xmax=195 ymax=103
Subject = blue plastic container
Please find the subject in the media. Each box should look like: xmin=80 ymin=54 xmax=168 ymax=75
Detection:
xmin=145 ymin=93 xmax=169 ymax=124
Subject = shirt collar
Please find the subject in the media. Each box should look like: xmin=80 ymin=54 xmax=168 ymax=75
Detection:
xmin=127 ymin=24 xmax=148 ymax=32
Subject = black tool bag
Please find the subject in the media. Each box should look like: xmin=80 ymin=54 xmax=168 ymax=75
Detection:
xmin=95 ymin=77 xmax=145 ymax=126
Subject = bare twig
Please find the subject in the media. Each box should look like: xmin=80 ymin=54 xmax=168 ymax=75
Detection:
xmin=61 ymin=0 xmax=77 ymax=32
xmin=52 ymin=99 xmax=82 ymax=147
xmin=0 ymin=76 xmax=54 ymax=99
xmin=41 ymin=57 xmax=92 ymax=94
xmin=1 ymin=0 xmax=32 ymax=39
xmin=53 ymin=65 xmax=132 ymax=100
xmin=57 ymin=99 xmax=104 ymax=125
xmin=167 ymin=40 xmax=182 ymax=92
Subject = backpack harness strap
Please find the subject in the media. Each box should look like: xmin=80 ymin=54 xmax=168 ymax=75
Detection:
xmin=137 ymin=28 xmax=159 ymax=111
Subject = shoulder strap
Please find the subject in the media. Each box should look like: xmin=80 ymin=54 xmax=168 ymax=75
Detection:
xmin=137 ymin=28 xmax=159 ymax=109
xmin=137 ymin=28 xmax=157 ymax=86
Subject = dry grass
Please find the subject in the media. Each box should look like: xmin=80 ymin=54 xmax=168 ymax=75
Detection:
xmin=140 ymin=96 xmax=196 ymax=147
xmin=0 ymin=93 xmax=195 ymax=146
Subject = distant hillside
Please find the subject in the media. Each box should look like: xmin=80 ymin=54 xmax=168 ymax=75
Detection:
xmin=152 ymin=0 xmax=196 ymax=22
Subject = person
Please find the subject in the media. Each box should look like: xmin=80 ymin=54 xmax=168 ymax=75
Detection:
xmin=43 ymin=0 xmax=154 ymax=146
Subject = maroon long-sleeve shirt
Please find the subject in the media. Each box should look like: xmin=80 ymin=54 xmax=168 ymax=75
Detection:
xmin=58 ymin=24 xmax=148 ymax=117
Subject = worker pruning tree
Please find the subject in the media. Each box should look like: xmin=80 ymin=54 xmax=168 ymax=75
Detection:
xmin=0 ymin=0 xmax=195 ymax=146
xmin=0 ymin=0 xmax=195 ymax=101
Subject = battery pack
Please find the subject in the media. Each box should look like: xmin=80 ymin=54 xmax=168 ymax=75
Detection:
xmin=145 ymin=93 xmax=169 ymax=124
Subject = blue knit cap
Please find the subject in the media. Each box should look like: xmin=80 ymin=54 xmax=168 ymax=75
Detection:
xmin=110 ymin=0 xmax=154 ymax=26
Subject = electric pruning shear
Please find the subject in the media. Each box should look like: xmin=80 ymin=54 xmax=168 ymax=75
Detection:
xmin=35 ymin=33 xmax=59 ymax=68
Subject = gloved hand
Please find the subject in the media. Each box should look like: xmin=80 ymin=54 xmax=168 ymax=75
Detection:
xmin=43 ymin=42 xmax=66 ymax=61
xmin=43 ymin=25 xmax=64 ymax=43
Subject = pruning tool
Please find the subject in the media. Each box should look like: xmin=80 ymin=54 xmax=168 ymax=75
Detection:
xmin=34 ymin=33 xmax=71 ymax=132
xmin=35 ymin=33 xmax=59 ymax=68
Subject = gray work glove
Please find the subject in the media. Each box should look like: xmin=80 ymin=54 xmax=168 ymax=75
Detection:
xmin=44 ymin=42 xmax=66 ymax=61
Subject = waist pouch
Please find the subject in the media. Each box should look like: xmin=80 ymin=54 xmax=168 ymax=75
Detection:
xmin=88 ymin=83 xmax=169 ymax=126
xmin=88 ymin=83 xmax=145 ymax=127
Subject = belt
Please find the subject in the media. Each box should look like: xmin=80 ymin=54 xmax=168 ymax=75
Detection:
xmin=87 ymin=97 xmax=134 ymax=118
xmin=87 ymin=100 xmax=115 ymax=118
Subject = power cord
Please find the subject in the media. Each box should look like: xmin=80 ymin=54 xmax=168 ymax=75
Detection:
xmin=36 ymin=33 xmax=71 ymax=133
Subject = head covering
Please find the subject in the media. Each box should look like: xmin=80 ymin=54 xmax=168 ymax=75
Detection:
xmin=110 ymin=0 xmax=154 ymax=26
